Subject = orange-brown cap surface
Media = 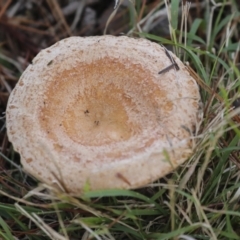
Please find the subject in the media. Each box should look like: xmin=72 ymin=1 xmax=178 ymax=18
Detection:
xmin=6 ymin=36 xmax=201 ymax=194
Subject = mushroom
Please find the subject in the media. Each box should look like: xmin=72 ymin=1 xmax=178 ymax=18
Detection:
xmin=6 ymin=36 xmax=201 ymax=194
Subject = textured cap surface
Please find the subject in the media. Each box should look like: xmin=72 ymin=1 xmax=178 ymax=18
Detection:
xmin=6 ymin=36 xmax=201 ymax=193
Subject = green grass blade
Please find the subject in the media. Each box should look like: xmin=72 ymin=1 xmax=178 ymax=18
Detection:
xmin=187 ymin=18 xmax=204 ymax=46
xmin=0 ymin=217 xmax=15 ymax=240
xmin=170 ymin=0 xmax=180 ymax=30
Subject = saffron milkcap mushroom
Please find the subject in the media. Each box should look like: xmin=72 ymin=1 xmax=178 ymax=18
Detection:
xmin=6 ymin=36 xmax=201 ymax=194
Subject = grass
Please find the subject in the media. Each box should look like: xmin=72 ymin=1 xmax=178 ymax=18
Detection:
xmin=0 ymin=0 xmax=240 ymax=239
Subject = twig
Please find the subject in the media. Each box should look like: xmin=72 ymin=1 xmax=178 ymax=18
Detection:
xmin=158 ymin=63 xmax=178 ymax=74
xmin=0 ymin=0 xmax=12 ymax=19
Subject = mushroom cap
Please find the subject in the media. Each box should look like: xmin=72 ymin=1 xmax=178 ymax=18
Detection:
xmin=6 ymin=36 xmax=200 ymax=194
